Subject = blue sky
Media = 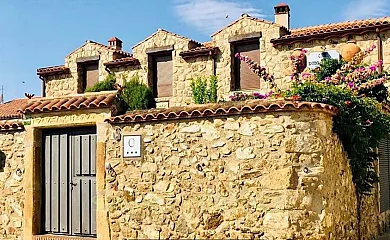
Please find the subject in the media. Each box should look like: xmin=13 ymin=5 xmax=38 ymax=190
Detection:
xmin=0 ymin=0 xmax=389 ymax=101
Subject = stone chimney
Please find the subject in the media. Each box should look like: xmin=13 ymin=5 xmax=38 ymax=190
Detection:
xmin=274 ymin=3 xmax=290 ymax=30
xmin=108 ymin=37 xmax=123 ymax=50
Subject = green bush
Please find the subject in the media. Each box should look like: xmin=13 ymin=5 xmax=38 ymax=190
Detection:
xmin=190 ymin=75 xmax=218 ymax=104
xmin=119 ymin=74 xmax=155 ymax=111
xmin=314 ymin=58 xmax=343 ymax=82
xmin=85 ymin=73 xmax=116 ymax=92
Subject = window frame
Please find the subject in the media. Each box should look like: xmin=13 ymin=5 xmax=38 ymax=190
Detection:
xmin=78 ymin=60 xmax=99 ymax=92
xmin=149 ymin=50 xmax=173 ymax=98
xmin=231 ymin=38 xmax=261 ymax=91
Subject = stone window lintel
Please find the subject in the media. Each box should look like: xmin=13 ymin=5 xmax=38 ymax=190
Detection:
xmin=76 ymin=55 xmax=100 ymax=63
xmin=228 ymin=32 xmax=262 ymax=43
xmin=146 ymin=45 xmax=174 ymax=54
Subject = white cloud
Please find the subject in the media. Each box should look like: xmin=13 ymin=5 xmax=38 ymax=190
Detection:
xmin=344 ymin=0 xmax=389 ymax=20
xmin=173 ymin=0 xmax=266 ymax=35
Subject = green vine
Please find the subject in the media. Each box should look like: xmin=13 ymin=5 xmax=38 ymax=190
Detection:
xmin=235 ymin=45 xmax=390 ymax=194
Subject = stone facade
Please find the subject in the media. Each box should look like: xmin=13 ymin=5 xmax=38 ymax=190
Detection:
xmin=44 ymin=41 xmax=122 ymax=97
xmin=130 ymin=29 xmax=214 ymax=107
xmin=40 ymin=15 xmax=390 ymax=106
xmin=102 ymin=109 xmax=377 ymax=240
xmin=0 ymin=130 xmax=25 ymax=240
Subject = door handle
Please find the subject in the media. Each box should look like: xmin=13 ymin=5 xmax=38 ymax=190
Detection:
xmin=70 ymin=182 xmax=77 ymax=190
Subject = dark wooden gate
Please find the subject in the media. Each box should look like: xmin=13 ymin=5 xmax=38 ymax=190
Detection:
xmin=43 ymin=128 xmax=97 ymax=237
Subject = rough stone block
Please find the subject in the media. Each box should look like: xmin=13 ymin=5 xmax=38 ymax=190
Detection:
xmin=262 ymin=167 xmax=298 ymax=190
xmin=285 ymin=135 xmax=322 ymax=153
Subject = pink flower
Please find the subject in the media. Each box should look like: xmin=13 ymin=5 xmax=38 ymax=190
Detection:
xmin=345 ymin=101 xmax=352 ymax=106
xmin=366 ymin=119 xmax=373 ymax=126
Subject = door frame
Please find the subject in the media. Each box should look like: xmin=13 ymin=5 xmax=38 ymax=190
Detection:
xmin=24 ymin=119 xmax=111 ymax=240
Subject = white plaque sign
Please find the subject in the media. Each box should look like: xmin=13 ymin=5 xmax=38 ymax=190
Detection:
xmin=307 ymin=50 xmax=340 ymax=69
xmin=123 ymin=135 xmax=142 ymax=158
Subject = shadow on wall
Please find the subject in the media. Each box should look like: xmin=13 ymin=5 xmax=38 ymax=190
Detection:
xmin=0 ymin=150 xmax=5 ymax=172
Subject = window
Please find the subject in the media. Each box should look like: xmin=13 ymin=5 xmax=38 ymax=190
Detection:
xmin=151 ymin=52 xmax=173 ymax=98
xmin=81 ymin=61 xmax=99 ymax=91
xmin=233 ymin=41 xmax=260 ymax=90
xmin=379 ymin=137 xmax=390 ymax=212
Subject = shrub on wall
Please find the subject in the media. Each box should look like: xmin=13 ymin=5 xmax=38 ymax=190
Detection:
xmin=119 ymin=74 xmax=156 ymax=111
xmin=85 ymin=73 xmax=116 ymax=92
xmin=190 ymin=75 xmax=218 ymax=104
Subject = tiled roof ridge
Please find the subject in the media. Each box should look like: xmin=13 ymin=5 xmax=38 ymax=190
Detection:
xmin=290 ymin=16 xmax=390 ymax=33
xmin=272 ymin=16 xmax=390 ymax=44
xmin=65 ymin=40 xmax=132 ymax=58
xmin=179 ymin=46 xmax=218 ymax=58
xmin=211 ymin=14 xmax=287 ymax=37
xmin=37 ymin=65 xmax=70 ymax=76
xmin=132 ymin=28 xmax=202 ymax=49
xmin=107 ymin=100 xmax=337 ymax=124
xmin=88 ymin=40 xmax=132 ymax=57
xmin=104 ymin=56 xmax=140 ymax=68
xmin=0 ymin=119 xmax=24 ymax=132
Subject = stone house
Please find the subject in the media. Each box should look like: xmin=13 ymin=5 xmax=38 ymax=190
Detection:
xmin=1 ymin=2 xmax=390 ymax=240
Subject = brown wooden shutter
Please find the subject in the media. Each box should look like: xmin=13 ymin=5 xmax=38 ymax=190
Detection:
xmin=379 ymin=137 xmax=390 ymax=212
xmin=235 ymin=42 xmax=260 ymax=90
xmin=155 ymin=54 xmax=173 ymax=98
xmin=84 ymin=62 xmax=99 ymax=90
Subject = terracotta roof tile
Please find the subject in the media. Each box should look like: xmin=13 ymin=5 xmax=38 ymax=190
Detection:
xmin=19 ymin=91 xmax=118 ymax=114
xmin=65 ymin=40 xmax=132 ymax=59
xmin=37 ymin=65 xmax=70 ymax=77
xmin=211 ymin=14 xmax=287 ymax=37
xmin=107 ymin=100 xmax=337 ymax=124
xmin=104 ymin=57 xmax=140 ymax=68
xmin=179 ymin=46 xmax=219 ymax=59
xmin=108 ymin=36 xmax=122 ymax=42
xmin=0 ymin=98 xmax=29 ymax=120
xmin=275 ymin=2 xmax=289 ymax=7
xmin=272 ymin=17 xmax=390 ymax=44
xmin=89 ymin=41 xmax=132 ymax=57
xmin=132 ymin=29 xmax=201 ymax=49
xmin=0 ymin=120 xmax=24 ymax=131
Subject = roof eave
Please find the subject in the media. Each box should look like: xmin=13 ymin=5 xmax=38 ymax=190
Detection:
xmin=271 ymin=24 xmax=390 ymax=46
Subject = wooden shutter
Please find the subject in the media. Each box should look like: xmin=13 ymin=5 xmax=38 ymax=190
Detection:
xmin=379 ymin=137 xmax=390 ymax=212
xmin=84 ymin=62 xmax=99 ymax=90
xmin=155 ymin=54 xmax=173 ymax=98
xmin=235 ymin=42 xmax=260 ymax=90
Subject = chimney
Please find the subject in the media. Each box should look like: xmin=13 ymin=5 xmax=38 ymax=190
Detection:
xmin=108 ymin=37 xmax=123 ymax=50
xmin=274 ymin=3 xmax=290 ymax=30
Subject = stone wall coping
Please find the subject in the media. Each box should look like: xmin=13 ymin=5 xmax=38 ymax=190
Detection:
xmin=18 ymin=91 xmax=118 ymax=114
xmin=0 ymin=119 xmax=24 ymax=131
xmin=107 ymin=99 xmax=337 ymax=124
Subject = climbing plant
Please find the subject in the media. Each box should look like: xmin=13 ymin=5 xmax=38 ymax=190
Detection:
xmin=234 ymin=45 xmax=390 ymax=195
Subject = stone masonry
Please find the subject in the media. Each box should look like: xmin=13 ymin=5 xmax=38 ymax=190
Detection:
xmin=0 ymin=131 xmax=25 ymax=240
xmin=103 ymin=109 xmax=376 ymax=240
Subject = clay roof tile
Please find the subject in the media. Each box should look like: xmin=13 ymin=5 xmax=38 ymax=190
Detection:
xmin=18 ymin=91 xmax=118 ymax=114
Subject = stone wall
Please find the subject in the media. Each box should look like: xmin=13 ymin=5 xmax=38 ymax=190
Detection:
xmin=103 ymin=108 xmax=377 ymax=239
xmin=0 ymin=130 xmax=25 ymax=240
xmin=45 ymin=73 xmax=75 ymax=97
